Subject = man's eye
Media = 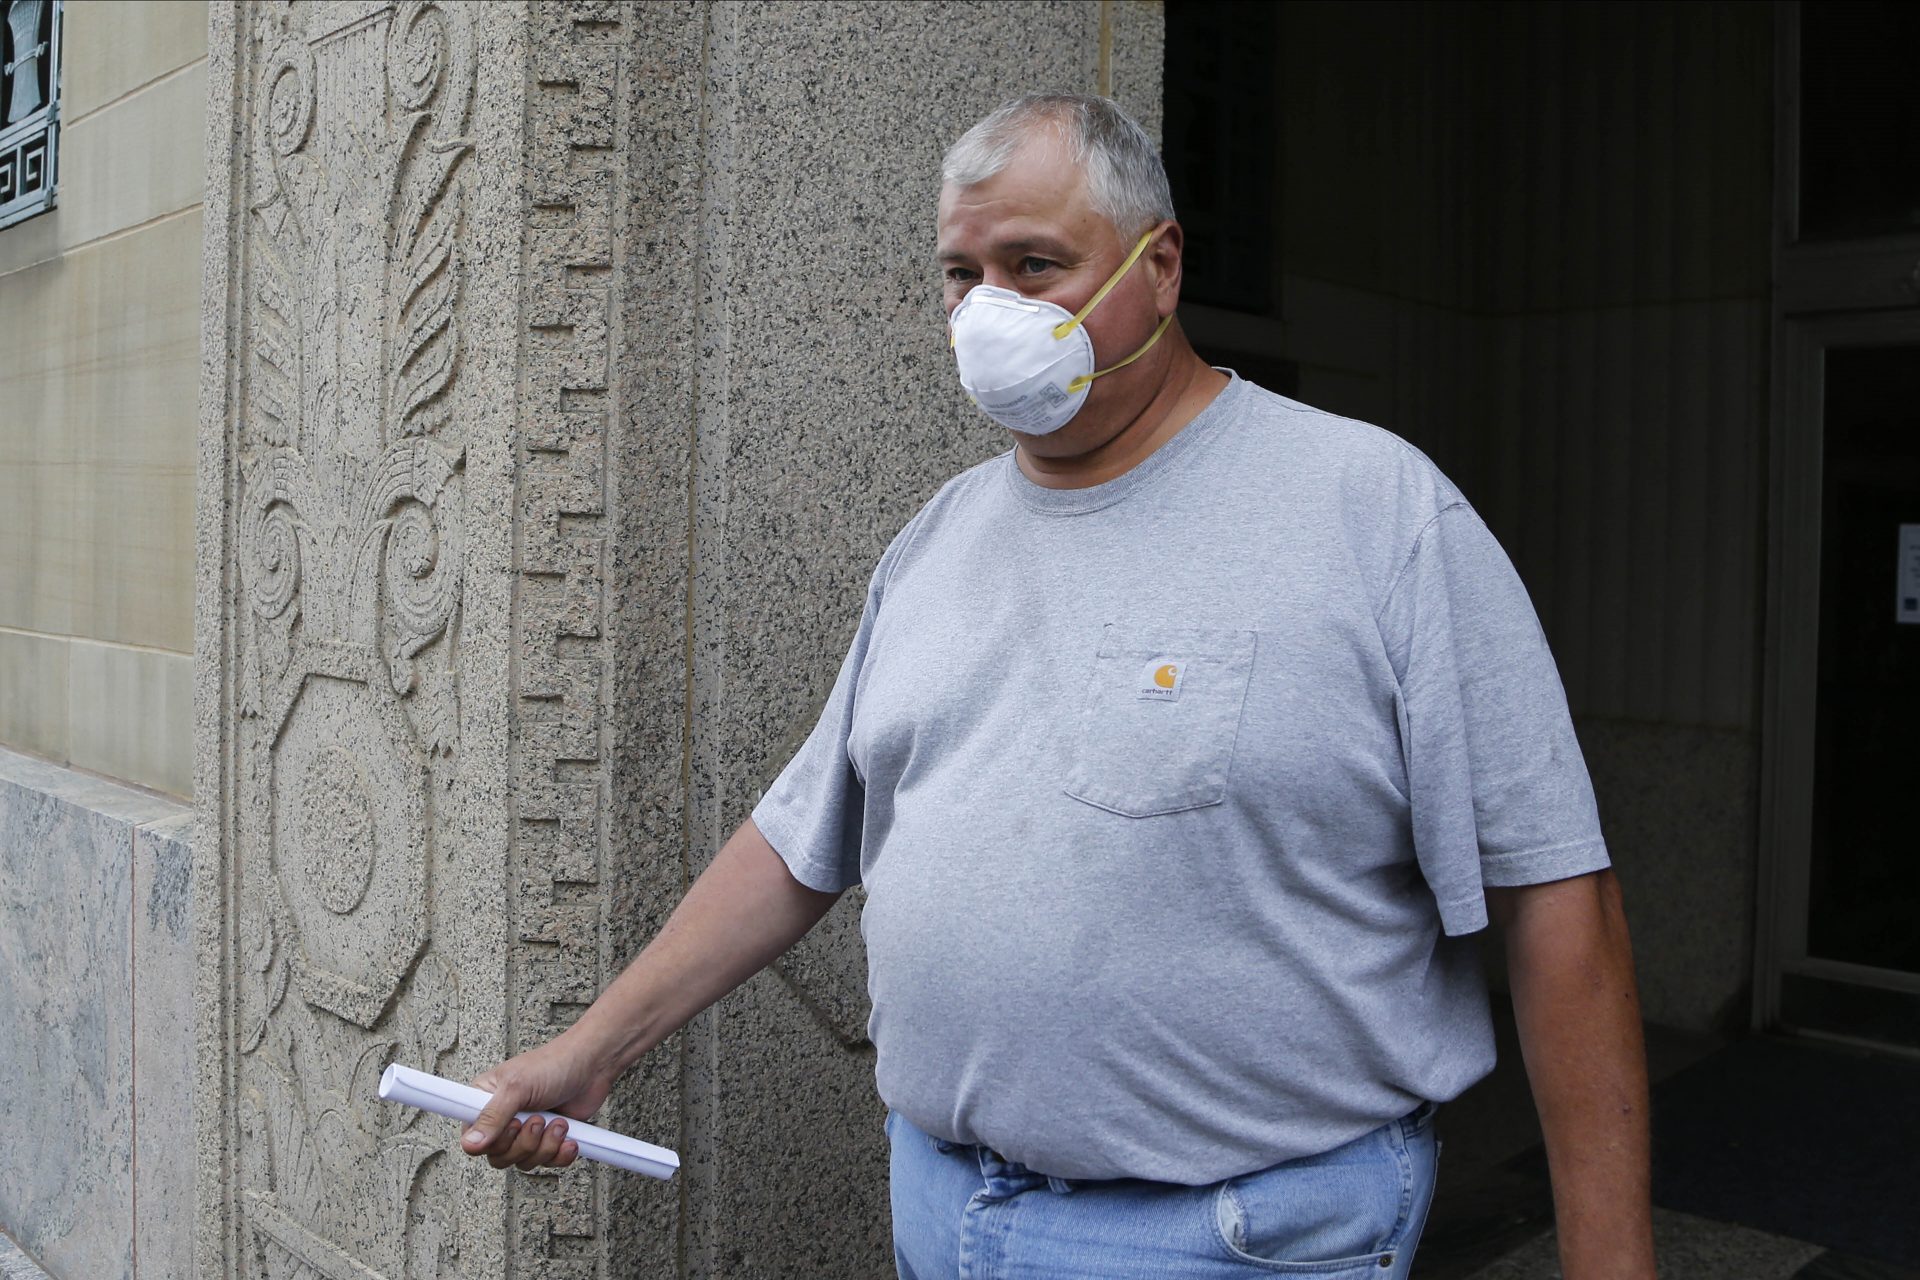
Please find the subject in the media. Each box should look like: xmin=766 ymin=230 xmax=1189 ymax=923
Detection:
xmin=1018 ymin=256 xmax=1055 ymax=275
xmin=944 ymin=266 xmax=976 ymax=283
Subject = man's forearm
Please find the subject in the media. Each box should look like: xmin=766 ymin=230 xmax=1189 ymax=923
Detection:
xmin=1494 ymin=870 xmax=1656 ymax=1280
xmin=566 ymin=816 xmax=841 ymax=1076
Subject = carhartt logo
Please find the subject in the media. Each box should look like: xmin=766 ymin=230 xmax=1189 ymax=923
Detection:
xmin=1137 ymin=657 xmax=1184 ymax=701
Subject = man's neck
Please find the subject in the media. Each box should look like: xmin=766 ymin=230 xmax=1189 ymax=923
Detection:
xmin=1013 ymin=339 xmax=1231 ymax=491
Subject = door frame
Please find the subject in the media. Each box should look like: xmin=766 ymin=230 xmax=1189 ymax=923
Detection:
xmin=1752 ymin=2 xmax=1920 ymax=1053
xmin=1755 ymin=310 xmax=1920 ymax=1027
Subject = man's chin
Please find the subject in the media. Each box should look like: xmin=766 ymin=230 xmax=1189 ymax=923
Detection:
xmin=1008 ymin=418 xmax=1121 ymax=458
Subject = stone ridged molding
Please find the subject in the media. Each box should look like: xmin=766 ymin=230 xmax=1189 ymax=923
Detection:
xmin=508 ymin=3 xmax=624 ymax=1273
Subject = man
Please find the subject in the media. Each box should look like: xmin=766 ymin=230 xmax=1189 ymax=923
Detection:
xmin=460 ymin=93 xmax=1656 ymax=1280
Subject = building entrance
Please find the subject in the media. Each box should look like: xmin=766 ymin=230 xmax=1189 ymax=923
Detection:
xmin=1758 ymin=2 xmax=1920 ymax=1055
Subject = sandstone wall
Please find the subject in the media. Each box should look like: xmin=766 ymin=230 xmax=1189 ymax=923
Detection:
xmin=0 ymin=0 xmax=208 ymax=799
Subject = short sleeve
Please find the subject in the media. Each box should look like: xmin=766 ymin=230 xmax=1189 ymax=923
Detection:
xmin=1379 ymin=503 xmax=1611 ymax=936
xmin=750 ymin=515 xmax=918 ymax=893
xmin=751 ymin=589 xmax=879 ymax=894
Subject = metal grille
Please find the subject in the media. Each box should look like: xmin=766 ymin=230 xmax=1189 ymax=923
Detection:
xmin=0 ymin=0 xmax=60 ymax=231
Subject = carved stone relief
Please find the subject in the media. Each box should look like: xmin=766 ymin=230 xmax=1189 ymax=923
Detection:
xmin=230 ymin=3 xmax=473 ymax=1276
xmin=213 ymin=3 xmax=640 ymax=1276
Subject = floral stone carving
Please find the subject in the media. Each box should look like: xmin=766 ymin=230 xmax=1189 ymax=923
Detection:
xmin=227 ymin=3 xmax=475 ymax=1277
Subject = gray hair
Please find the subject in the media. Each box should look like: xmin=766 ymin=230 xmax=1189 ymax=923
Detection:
xmin=941 ymin=93 xmax=1175 ymax=238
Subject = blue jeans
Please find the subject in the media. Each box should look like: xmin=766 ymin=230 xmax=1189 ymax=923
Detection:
xmin=887 ymin=1102 xmax=1441 ymax=1279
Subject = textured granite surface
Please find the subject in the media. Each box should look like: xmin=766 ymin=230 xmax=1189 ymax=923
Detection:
xmin=1574 ymin=717 xmax=1758 ymax=1034
xmin=681 ymin=3 xmax=1160 ymax=1274
xmin=1795 ymin=1252 xmax=1920 ymax=1280
xmin=0 ymin=747 xmax=190 ymax=1280
xmin=194 ymin=2 xmax=1163 ymax=1277
xmin=1462 ymin=1206 xmax=1827 ymax=1280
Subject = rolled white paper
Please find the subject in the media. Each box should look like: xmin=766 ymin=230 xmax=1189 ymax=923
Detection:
xmin=378 ymin=1063 xmax=680 ymax=1180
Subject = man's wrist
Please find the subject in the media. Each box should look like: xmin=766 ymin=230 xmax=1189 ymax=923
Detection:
xmin=564 ymin=1000 xmax=653 ymax=1080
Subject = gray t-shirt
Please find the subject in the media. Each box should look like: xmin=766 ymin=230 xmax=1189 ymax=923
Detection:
xmin=750 ymin=372 xmax=1610 ymax=1184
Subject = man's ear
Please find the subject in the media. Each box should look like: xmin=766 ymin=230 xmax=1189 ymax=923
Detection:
xmin=1147 ymin=220 xmax=1184 ymax=314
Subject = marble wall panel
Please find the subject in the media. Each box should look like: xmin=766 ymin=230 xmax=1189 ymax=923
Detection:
xmin=0 ymin=1233 xmax=51 ymax=1279
xmin=134 ymin=812 xmax=199 ymax=1280
xmin=0 ymin=747 xmax=190 ymax=1280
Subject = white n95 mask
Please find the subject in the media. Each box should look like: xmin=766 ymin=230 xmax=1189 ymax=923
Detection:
xmin=947 ymin=225 xmax=1175 ymax=436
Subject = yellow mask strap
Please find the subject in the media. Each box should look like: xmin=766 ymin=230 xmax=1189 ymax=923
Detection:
xmin=1050 ymin=224 xmax=1162 ymax=342
xmin=1065 ymin=311 xmax=1174 ymax=394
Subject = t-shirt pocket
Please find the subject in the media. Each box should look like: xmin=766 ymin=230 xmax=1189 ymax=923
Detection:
xmin=1062 ymin=623 xmax=1259 ymax=818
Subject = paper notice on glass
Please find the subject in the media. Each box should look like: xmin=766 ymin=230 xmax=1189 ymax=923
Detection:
xmin=1900 ymin=525 xmax=1920 ymax=625
xmin=378 ymin=1063 xmax=680 ymax=1179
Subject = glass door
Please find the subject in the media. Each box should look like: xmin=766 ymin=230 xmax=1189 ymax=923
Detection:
xmin=1761 ymin=317 xmax=1920 ymax=1051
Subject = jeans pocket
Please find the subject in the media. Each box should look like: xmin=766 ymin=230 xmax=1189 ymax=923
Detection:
xmin=1211 ymin=1122 xmax=1413 ymax=1274
xmin=1062 ymin=623 xmax=1258 ymax=818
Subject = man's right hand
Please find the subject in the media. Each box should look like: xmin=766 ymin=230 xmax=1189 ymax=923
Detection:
xmin=455 ymin=817 xmax=839 ymax=1172
xmin=459 ymin=1033 xmax=617 ymax=1172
